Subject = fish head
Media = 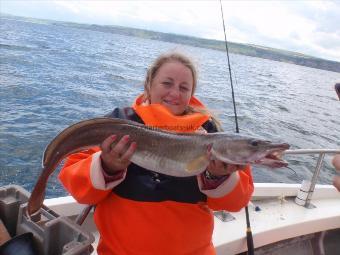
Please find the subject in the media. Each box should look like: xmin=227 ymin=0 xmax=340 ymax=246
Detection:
xmin=212 ymin=135 xmax=290 ymax=168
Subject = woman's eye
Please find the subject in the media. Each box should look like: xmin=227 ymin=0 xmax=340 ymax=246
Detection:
xmin=162 ymin=81 xmax=171 ymax=86
xmin=180 ymin=86 xmax=189 ymax=92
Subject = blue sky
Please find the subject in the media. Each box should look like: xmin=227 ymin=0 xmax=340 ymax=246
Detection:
xmin=1 ymin=0 xmax=340 ymax=62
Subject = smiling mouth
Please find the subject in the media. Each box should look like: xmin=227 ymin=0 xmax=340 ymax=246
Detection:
xmin=163 ymin=100 xmax=179 ymax=106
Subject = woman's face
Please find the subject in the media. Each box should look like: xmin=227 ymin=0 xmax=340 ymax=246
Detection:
xmin=149 ymin=61 xmax=194 ymax=115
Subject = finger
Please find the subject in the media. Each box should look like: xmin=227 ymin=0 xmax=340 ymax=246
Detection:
xmin=333 ymin=176 xmax=340 ymax=192
xmin=207 ymin=160 xmax=215 ymax=172
xmin=207 ymin=161 xmax=229 ymax=176
xmin=111 ymin=135 xmax=130 ymax=156
xmin=210 ymin=160 xmax=217 ymax=169
xmin=225 ymin=164 xmax=238 ymax=172
xmin=213 ymin=160 xmax=224 ymax=171
xmin=332 ymin=155 xmax=340 ymax=172
xmin=120 ymin=142 xmax=137 ymax=162
xmin=100 ymin=135 xmax=117 ymax=153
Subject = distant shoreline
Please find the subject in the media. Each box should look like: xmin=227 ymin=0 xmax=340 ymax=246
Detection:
xmin=3 ymin=14 xmax=340 ymax=73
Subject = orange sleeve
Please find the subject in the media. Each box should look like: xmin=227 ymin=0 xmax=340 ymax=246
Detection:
xmin=58 ymin=147 xmax=112 ymax=204
xmin=207 ymin=165 xmax=254 ymax=212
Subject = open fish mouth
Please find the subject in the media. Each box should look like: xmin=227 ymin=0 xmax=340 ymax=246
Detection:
xmin=254 ymin=143 xmax=290 ymax=167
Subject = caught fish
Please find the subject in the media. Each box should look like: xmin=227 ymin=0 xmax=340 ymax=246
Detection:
xmin=27 ymin=117 xmax=289 ymax=216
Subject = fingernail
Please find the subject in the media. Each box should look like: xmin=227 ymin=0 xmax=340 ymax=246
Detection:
xmin=123 ymin=135 xmax=130 ymax=141
xmin=111 ymin=135 xmax=117 ymax=140
xmin=131 ymin=142 xmax=137 ymax=149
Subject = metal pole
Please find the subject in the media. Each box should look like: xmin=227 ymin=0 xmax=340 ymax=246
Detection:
xmin=305 ymin=153 xmax=325 ymax=208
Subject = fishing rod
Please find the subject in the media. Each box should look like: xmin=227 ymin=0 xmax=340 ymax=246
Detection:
xmin=219 ymin=0 xmax=239 ymax=134
xmin=219 ymin=1 xmax=254 ymax=255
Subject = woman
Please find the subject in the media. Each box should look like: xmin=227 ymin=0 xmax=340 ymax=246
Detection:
xmin=59 ymin=52 xmax=254 ymax=255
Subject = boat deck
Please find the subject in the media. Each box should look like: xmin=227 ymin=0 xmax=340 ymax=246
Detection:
xmin=45 ymin=183 xmax=340 ymax=255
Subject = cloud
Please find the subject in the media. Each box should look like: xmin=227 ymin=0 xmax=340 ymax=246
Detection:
xmin=218 ymin=1 xmax=340 ymax=61
xmin=1 ymin=0 xmax=339 ymax=61
xmin=276 ymin=0 xmax=340 ymax=60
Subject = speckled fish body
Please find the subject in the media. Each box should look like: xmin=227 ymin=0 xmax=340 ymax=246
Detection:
xmin=27 ymin=117 xmax=289 ymax=216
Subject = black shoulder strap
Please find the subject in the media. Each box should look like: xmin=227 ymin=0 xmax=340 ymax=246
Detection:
xmin=202 ymin=119 xmax=219 ymax=133
xmin=105 ymin=107 xmax=144 ymax=123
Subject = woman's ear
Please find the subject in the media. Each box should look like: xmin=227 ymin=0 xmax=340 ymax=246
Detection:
xmin=142 ymin=92 xmax=149 ymax=103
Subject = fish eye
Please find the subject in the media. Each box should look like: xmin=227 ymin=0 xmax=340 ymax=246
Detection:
xmin=250 ymin=140 xmax=259 ymax=146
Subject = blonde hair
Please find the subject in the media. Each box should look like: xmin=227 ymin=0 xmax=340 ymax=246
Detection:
xmin=143 ymin=52 xmax=222 ymax=131
xmin=143 ymin=52 xmax=198 ymax=101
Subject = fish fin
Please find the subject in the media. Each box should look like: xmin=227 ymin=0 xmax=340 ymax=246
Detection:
xmin=186 ymin=155 xmax=209 ymax=173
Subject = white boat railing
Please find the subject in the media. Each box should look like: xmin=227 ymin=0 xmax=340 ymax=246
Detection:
xmin=284 ymin=149 xmax=340 ymax=208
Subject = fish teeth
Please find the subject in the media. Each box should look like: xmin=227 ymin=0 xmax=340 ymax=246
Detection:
xmin=271 ymin=151 xmax=282 ymax=159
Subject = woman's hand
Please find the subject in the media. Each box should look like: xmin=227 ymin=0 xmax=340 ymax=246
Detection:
xmin=206 ymin=150 xmax=245 ymax=176
xmin=100 ymin=135 xmax=137 ymax=175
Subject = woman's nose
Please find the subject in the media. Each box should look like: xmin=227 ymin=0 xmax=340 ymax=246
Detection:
xmin=168 ymin=86 xmax=180 ymax=97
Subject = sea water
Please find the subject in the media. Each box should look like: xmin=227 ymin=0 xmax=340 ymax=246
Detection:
xmin=1 ymin=16 xmax=339 ymax=198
